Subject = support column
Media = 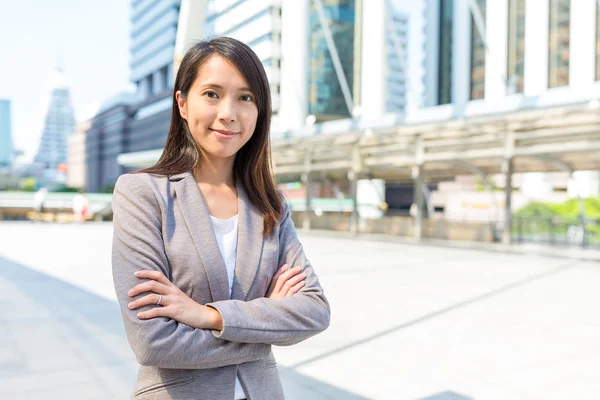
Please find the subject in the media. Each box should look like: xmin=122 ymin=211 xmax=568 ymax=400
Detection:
xmin=502 ymin=158 xmax=513 ymax=245
xmin=412 ymin=165 xmax=425 ymax=241
xmin=302 ymin=172 xmax=312 ymax=231
xmin=413 ymin=134 xmax=425 ymax=240
xmin=349 ymin=170 xmax=359 ymax=234
xmin=302 ymin=151 xmax=312 ymax=231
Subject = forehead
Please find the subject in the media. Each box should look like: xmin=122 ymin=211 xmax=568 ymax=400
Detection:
xmin=195 ymin=54 xmax=249 ymax=88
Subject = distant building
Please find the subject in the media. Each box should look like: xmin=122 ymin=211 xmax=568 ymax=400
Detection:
xmin=360 ymin=0 xmax=409 ymax=119
xmin=67 ymin=120 xmax=89 ymax=189
xmin=85 ymin=93 xmax=136 ymax=193
xmin=423 ymin=0 xmax=598 ymax=105
xmin=34 ymin=69 xmax=76 ymax=170
xmin=0 ymin=99 xmax=12 ymax=167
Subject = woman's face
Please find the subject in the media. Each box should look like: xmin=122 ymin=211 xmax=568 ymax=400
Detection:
xmin=176 ymin=54 xmax=258 ymax=161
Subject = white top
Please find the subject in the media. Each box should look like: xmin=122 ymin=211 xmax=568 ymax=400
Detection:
xmin=209 ymin=214 xmax=246 ymax=400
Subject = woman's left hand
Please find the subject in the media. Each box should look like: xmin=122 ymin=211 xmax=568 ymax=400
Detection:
xmin=127 ymin=270 xmax=222 ymax=330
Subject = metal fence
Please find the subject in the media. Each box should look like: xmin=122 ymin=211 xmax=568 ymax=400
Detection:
xmin=512 ymin=216 xmax=600 ymax=248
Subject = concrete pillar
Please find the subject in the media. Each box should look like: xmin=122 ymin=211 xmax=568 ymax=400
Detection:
xmin=485 ymin=0 xmax=509 ymax=100
xmin=302 ymin=172 xmax=312 ymax=231
xmin=424 ymin=0 xmax=440 ymax=107
xmin=524 ymin=0 xmax=549 ymax=95
xmin=502 ymin=158 xmax=514 ymax=245
xmin=280 ymin=0 xmax=309 ymax=131
xmin=412 ymin=165 xmax=425 ymax=240
xmin=349 ymin=170 xmax=359 ymax=234
xmin=570 ymin=0 xmax=597 ymax=89
xmin=153 ymin=70 xmax=165 ymax=95
xmin=360 ymin=0 xmax=386 ymax=120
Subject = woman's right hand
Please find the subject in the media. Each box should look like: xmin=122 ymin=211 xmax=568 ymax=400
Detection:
xmin=266 ymin=264 xmax=307 ymax=300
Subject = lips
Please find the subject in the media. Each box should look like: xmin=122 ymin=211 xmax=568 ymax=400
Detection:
xmin=210 ymin=128 xmax=238 ymax=136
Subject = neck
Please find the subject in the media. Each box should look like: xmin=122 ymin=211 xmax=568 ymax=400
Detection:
xmin=192 ymin=154 xmax=236 ymax=188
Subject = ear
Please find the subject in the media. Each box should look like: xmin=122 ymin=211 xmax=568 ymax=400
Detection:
xmin=175 ymin=90 xmax=187 ymax=120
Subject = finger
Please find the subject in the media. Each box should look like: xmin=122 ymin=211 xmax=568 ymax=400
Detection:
xmin=275 ymin=267 xmax=302 ymax=294
xmin=134 ymin=270 xmax=172 ymax=286
xmin=128 ymin=280 xmax=169 ymax=297
xmin=128 ymin=293 xmax=164 ymax=310
xmin=267 ymin=264 xmax=288 ymax=294
xmin=137 ymin=305 xmax=169 ymax=320
xmin=281 ymin=272 xmax=307 ymax=295
xmin=285 ymin=281 xmax=306 ymax=297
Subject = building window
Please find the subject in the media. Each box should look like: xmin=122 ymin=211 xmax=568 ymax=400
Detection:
xmin=438 ymin=0 xmax=453 ymax=105
xmin=507 ymin=0 xmax=526 ymax=94
xmin=308 ymin=0 xmax=355 ymax=120
xmin=470 ymin=0 xmax=486 ymax=100
xmin=548 ymin=0 xmax=570 ymax=88
xmin=596 ymin=2 xmax=600 ymax=81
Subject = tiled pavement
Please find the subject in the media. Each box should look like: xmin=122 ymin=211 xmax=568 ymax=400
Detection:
xmin=1 ymin=222 xmax=599 ymax=399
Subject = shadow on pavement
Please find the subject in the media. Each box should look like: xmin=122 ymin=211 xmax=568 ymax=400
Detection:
xmin=0 ymin=256 xmax=367 ymax=399
xmin=416 ymin=391 xmax=474 ymax=400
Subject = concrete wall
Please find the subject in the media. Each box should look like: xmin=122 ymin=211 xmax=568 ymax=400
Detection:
xmin=292 ymin=212 xmax=496 ymax=242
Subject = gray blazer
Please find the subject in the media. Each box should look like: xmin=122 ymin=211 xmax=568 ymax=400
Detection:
xmin=111 ymin=171 xmax=330 ymax=400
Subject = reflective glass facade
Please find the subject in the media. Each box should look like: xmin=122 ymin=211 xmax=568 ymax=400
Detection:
xmin=438 ymin=0 xmax=453 ymax=105
xmin=548 ymin=0 xmax=570 ymax=88
xmin=386 ymin=13 xmax=408 ymax=113
xmin=34 ymin=87 xmax=76 ymax=169
xmin=309 ymin=0 xmax=356 ymax=120
xmin=0 ymin=100 xmax=12 ymax=167
xmin=596 ymin=3 xmax=600 ymax=81
xmin=507 ymin=0 xmax=526 ymax=94
xmin=469 ymin=0 xmax=486 ymax=100
xmin=130 ymin=0 xmax=181 ymax=99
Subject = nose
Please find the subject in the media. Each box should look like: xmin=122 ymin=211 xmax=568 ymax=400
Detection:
xmin=217 ymin=98 xmax=237 ymax=123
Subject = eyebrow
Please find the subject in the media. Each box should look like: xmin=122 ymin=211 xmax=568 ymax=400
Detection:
xmin=200 ymin=83 xmax=253 ymax=92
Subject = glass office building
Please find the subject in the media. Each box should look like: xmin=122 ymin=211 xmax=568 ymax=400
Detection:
xmin=130 ymin=0 xmax=181 ymax=100
xmin=34 ymin=72 xmax=76 ymax=169
xmin=308 ymin=0 xmax=356 ymax=120
xmin=0 ymin=99 xmax=12 ymax=167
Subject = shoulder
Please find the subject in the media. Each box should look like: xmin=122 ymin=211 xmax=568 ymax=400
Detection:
xmin=113 ymin=173 xmax=170 ymax=207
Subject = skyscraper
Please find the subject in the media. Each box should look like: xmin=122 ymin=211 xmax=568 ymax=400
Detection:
xmin=34 ymin=69 xmax=76 ymax=169
xmin=0 ymin=99 xmax=12 ymax=167
xmin=205 ymin=0 xmax=282 ymax=120
xmin=308 ymin=0 xmax=357 ymax=121
xmin=130 ymin=0 xmax=182 ymax=101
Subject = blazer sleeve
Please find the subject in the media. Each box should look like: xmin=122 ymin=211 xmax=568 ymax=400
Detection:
xmin=207 ymin=197 xmax=331 ymax=346
xmin=111 ymin=174 xmax=271 ymax=369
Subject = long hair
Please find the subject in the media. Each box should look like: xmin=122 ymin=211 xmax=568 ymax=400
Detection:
xmin=138 ymin=37 xmax=282 ymax=236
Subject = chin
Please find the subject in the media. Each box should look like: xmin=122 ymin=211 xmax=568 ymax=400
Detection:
xmin=206 ymin=147 xmax=240 ymax=160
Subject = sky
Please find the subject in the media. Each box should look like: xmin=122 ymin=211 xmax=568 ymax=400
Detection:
xmin=0 ymin=0 xmax=132 ymax=162
xmin=0 ymin=0 xmax=424 ymax=163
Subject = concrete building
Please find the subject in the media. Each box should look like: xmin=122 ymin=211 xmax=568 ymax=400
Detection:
xmin=130 ymin=0 xmax=181 ymax=101
xmin=360 ymin=0 xmax=409 ymax=120
xmin=67 ymin=120 xmax=89 ymax=189
xmin=0 ymin=99 xmax=12 ymax=167
xmin=421 ymin=0 xmax=600 ymax=205
xmin=423 ymin=0 xmax=600 ymax=105
xmin=87 ymin=0 xmax=185 ymax=187
xmin=85 ymin=93 xmax=136 ymax=193
xmin=34 ymin=69 xmax=76 ymax=170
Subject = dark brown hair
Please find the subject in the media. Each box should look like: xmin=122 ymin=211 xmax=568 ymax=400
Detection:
xmin=139 ymin=37 xmax=282 ymax=236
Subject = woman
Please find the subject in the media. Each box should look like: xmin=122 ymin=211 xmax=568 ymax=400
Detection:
xmin=111 ymin=37 xmax=330 ymax=400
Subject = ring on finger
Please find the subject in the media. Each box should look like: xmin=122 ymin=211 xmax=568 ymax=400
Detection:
xmin=156 ymin=294 xmax=162 ymax=306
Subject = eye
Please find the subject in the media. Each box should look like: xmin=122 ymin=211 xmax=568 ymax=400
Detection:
xmin=240 ymin=94 xmax=254 ymax=102
xmin=204 ymin=91 xmax=219 ymax=99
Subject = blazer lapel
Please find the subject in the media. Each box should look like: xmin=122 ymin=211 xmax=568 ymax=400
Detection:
xmin=231 ymin=182 xmax=264 ymax=301
xmin=172 ymin=172 xmax=230 ymax=302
